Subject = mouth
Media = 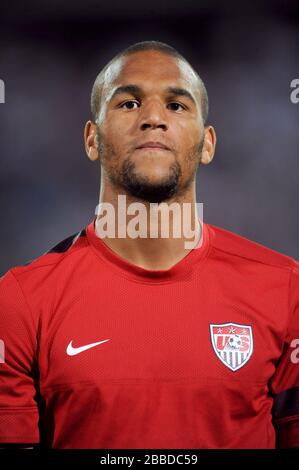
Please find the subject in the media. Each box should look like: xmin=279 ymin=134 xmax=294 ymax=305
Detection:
xmin=136 ymin=141 xmax=170 ymax=151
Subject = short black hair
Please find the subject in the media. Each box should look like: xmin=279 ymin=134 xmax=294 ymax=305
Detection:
xmin=90 ymin=40 xmax=209 ymax=125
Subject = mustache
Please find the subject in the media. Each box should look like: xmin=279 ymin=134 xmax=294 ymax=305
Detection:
xmin=96 ymin=125 xmax=204 ymax=159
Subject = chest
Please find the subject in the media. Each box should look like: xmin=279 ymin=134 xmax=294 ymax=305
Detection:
xmin=37 ymin=275 xmax=287 ymax=390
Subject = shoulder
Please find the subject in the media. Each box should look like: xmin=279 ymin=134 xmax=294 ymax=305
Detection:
xmin=0 ymin=225 xmax=92 ymax=338
xmin=1 ymin=226 xmax=89 ymax=289
xmin=206 ymin=223 xmax=297 ymax=272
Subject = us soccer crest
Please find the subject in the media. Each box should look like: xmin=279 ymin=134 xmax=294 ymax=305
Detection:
xmin=210 ymin=323 xmax=253 ymax=371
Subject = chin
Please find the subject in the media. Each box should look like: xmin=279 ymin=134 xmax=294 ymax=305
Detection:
xmin=137 ymin=172 xmax=172 ymax=186
xmin=120 ymin=159 xmax=181 ymax=203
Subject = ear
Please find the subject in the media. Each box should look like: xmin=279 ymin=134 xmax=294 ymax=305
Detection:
xmin=201 ymin=125 xmax=216 ymax=165
xmin=84 ymin=121 xmax=100 ymax=162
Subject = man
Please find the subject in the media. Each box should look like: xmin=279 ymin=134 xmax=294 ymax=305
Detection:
xmin=0 ymin=41 xmax=298 ymax=449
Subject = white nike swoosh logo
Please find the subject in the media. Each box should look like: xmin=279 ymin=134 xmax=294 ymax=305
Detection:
xmin=66 ymin=339 xmax=110 ymax=356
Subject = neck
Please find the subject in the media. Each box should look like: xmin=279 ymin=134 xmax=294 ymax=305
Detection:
xmin=94 ymin=183 xmax=202 ymax=271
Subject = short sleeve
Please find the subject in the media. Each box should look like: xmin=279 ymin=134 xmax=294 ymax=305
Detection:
xmin=270 ymin=262 xmax=299 ymax=448
xmin=0 ymin=270 xmax=40 ymax=444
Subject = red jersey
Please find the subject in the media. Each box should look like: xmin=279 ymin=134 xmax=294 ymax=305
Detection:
xmin=0 ymin=217 xmax=298 ymax=448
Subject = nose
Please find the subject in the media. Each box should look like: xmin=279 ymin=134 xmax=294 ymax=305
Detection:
xmin=139 ymin=100 xmax=168 ymax=132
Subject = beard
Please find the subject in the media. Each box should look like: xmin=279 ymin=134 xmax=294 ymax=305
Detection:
xmin=96 ymin=127 xmax=204 ymax=204
xmin=119 ymin=159 xmax=181 ymax=203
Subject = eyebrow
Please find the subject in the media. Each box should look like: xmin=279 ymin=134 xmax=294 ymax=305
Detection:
xmin=110 ymin=85 xmax=144 ymax=101
xmin=165 ymin=86 xmax=197 ymax=105
xmin=109 ymin=84 xmax=197 ymax=106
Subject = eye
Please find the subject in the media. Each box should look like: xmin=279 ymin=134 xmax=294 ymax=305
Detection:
xmin=120 ymin=100 xmax=140 ymax=110
xmin=167 ymin=102 xmax=186 ymax=112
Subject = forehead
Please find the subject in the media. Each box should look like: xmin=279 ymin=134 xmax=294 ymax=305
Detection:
xmin=103 ymin=50 xmax=200 ymax=100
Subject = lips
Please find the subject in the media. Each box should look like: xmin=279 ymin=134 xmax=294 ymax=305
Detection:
xmin=136 ymin=141 xmax=170 ymax=150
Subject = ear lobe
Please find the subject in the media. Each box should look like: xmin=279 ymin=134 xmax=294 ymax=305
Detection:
xmin=201 ymin=149 xmax=212 ymax=165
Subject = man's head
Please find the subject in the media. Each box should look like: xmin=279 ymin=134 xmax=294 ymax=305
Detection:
xmin=84 ymin=40 xmax=216 ymax=204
